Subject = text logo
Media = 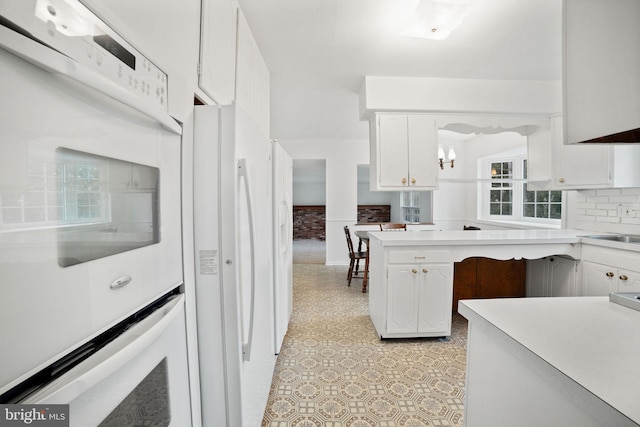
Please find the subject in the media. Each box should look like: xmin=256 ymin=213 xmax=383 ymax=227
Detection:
xmin=0 ymin=405 xmax=69 ymax=427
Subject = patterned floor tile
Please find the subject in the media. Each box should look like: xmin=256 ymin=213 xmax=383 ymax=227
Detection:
xmin=262 ymin=264 xmax=467 ymax=426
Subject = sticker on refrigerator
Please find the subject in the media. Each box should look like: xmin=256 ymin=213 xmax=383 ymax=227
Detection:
xmin=199 ymin=249 xmax=219 ymax=275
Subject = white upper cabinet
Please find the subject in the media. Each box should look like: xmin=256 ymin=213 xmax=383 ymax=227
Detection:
xmin=563 ymin=0 xmax=640 ymax=143
xmin=199 ymin=0 xmax=239 ymax=105
xmin=370 ymin=114 xmax=439 ymax=191
xmin=235 ymin=10 xmax=270 ymax=134
xmin=527 ymin=116 xmax=640 ymax=190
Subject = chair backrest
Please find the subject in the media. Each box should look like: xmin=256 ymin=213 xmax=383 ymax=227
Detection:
xmin=343 ymin=226 xmax=356 ymax=255
xmin=380 ymin=223 xmax=407 ymax=231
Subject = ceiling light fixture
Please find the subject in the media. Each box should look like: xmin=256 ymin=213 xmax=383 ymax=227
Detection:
xmin=401 ymin=0 xmax=472 ymax=40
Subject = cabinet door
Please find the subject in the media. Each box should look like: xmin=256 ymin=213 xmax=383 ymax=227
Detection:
xmin=564 ymin=0 xmax=640 ymax=144
xmin=417 ymin=264 xmax=452 ymax=334
xmin=386 ymin=265 xmax=420 ymax=334
xmin=548 ymin=257 xmax=577 ymax=297
xmin=551 ymin=117 xmax=611 ymax=188
xmin=527 ymin=117 xmax=611 ymax=190
xmin=582 ymin=261 xmax=616 ymax=296
xmin=617 ymin=269 xmax=640 ymax=293
xmin=378 ymin=115 xmax=409 ymax=188
xmin=407 ymin=116 xmax=438 ymax=189
xmin=199 ymin=0 xmax=238 ymax=105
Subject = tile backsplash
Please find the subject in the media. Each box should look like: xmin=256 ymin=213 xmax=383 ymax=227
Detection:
xmin=572 ymin=188 xmax=640 ymax=233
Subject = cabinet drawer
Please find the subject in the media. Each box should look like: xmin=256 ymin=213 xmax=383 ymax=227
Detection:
xmin=388 ymin=250 xmax=451 ymax=264
xmin=582 ymin=245 xmax=640 ymax=272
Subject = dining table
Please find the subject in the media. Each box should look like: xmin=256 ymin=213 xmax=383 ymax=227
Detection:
xmin=354 ymin=230 xmax=370 ymax=292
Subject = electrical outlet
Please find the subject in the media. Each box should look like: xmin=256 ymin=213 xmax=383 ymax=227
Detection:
xmin=618 ymin=204 xmax=637 ymax=218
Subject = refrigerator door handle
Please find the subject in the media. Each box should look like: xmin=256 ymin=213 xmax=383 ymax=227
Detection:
xmin=281 ymin=198 xmax=292 ymax=255
xmin=238 ymin=159 xmax=256 ymax=362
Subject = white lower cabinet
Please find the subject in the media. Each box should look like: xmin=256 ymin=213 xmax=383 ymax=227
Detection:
xmin=582 ymin=261 xmax=640 ymax=296
xmin=580 ymin=245 xmax=640 ymax=296
xmin=381 ymin=263 xmax=452 ymax=338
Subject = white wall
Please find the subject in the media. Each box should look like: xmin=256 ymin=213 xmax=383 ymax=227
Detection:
xmin=280 ymin=139 xmax=369 ymax=265
xmin=433 ymin=132 xmax=527 ymax=230
xmin=293 ymin=182 xmax=326 ymax=205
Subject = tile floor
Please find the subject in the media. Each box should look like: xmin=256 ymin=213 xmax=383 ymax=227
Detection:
xmin=261 ymin=263 xmax=467 ymax=426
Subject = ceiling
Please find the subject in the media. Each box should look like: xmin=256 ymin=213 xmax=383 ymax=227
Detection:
xmin=237 ymin=0 xmax=562 ymax=141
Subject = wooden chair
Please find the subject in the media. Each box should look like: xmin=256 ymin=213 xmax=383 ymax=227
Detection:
xmin=380 ymin=223 xmax=407 ymax=231
xmin=343 ymin=226 xmax=367 ymax=286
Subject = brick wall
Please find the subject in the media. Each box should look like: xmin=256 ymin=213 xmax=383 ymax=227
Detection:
xmin=293 ymin=206 xmax=325 ymax=240
xmin=293 ymin=205 xmax=391 ymax=240
xmin=357 ymin=205 xmax=391 ymax=223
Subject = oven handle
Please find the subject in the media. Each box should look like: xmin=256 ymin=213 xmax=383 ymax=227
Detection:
xmin=26 ymin=294 xmax=185 ymax=404
xmin=0 ymin=25 xmax=182 ymax=135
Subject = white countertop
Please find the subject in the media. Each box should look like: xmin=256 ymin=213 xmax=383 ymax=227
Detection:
xmin=459 ymin=297 xmax=640 ymax=425
xmin=368 ymin=229 xmax=583 ymax=245
xmin=366 ymin=229 xmax=640 ymax=252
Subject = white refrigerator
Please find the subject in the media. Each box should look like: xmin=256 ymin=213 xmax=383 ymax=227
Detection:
xmin=193 ymin=104 xmax=286 ymax=427
xmin=272 ymin=140 xmax=293 ymax=353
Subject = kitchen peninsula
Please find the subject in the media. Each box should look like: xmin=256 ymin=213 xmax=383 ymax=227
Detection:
xmin=367 ymin=229 xmax=586 ymax=339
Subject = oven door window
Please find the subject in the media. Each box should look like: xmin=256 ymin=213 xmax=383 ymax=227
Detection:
xmin=55 ymin=148 xmax=160 ymax=267
xmin=99 ymin=358 xmax=170 ymax=427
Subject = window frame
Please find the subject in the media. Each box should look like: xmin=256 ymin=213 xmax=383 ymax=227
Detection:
xmin=478 ymin=153 xmax=562 ymax=227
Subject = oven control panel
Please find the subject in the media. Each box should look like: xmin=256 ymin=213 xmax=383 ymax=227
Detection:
xmin=0 ymin=0 xmax=168 ymax=111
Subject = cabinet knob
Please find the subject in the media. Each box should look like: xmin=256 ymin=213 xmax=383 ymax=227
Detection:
xmin=606 ymin=272 xmax=615 ymax=278
xmin=402 ymin=178 xmax=407 ymax=184
xmin=411 ymin=178 xmax=416 ymax=184
xmin=412 ymin=268 xmax=418 ymax=274
xmin=558 ymin=178 xmax=565 ymax=183
xmin=422 ymin=268 xmax=428 ymax=273
xmin=620 ymin=275 xmax=629 ymax=281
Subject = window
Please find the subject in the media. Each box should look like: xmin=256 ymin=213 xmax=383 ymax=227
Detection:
xmin=401 ymin=191 xmax=421 ymax=223
xmin=522 ymin=160 xmax=562 ymax=220
xmin=479 ymin=154 xmax=562 ymax=226
xmin=489 ymin=161 xmax=513 ymax=216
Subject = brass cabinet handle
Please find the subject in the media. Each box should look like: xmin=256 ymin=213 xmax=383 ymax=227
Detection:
xmin=411 ymin=178 xmax=416 ymax=184
xmin=402 ymin=178 xmax=407 ymax=184
xmin=422 ymin=268 xmax=428 ymax=273
xmin=412 ymin=268 xmax=418 ymax=274
xmin=620 ymin=275 xmax=629 ymax=281
xmin=558 ymin=178 xmax=565 ymax=183
xmin=606 ymin=272 xmax=615 ymax=278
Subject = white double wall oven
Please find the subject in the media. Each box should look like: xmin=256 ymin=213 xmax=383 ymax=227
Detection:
xmin=0 ymin=1 xmax=190 ymax=425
